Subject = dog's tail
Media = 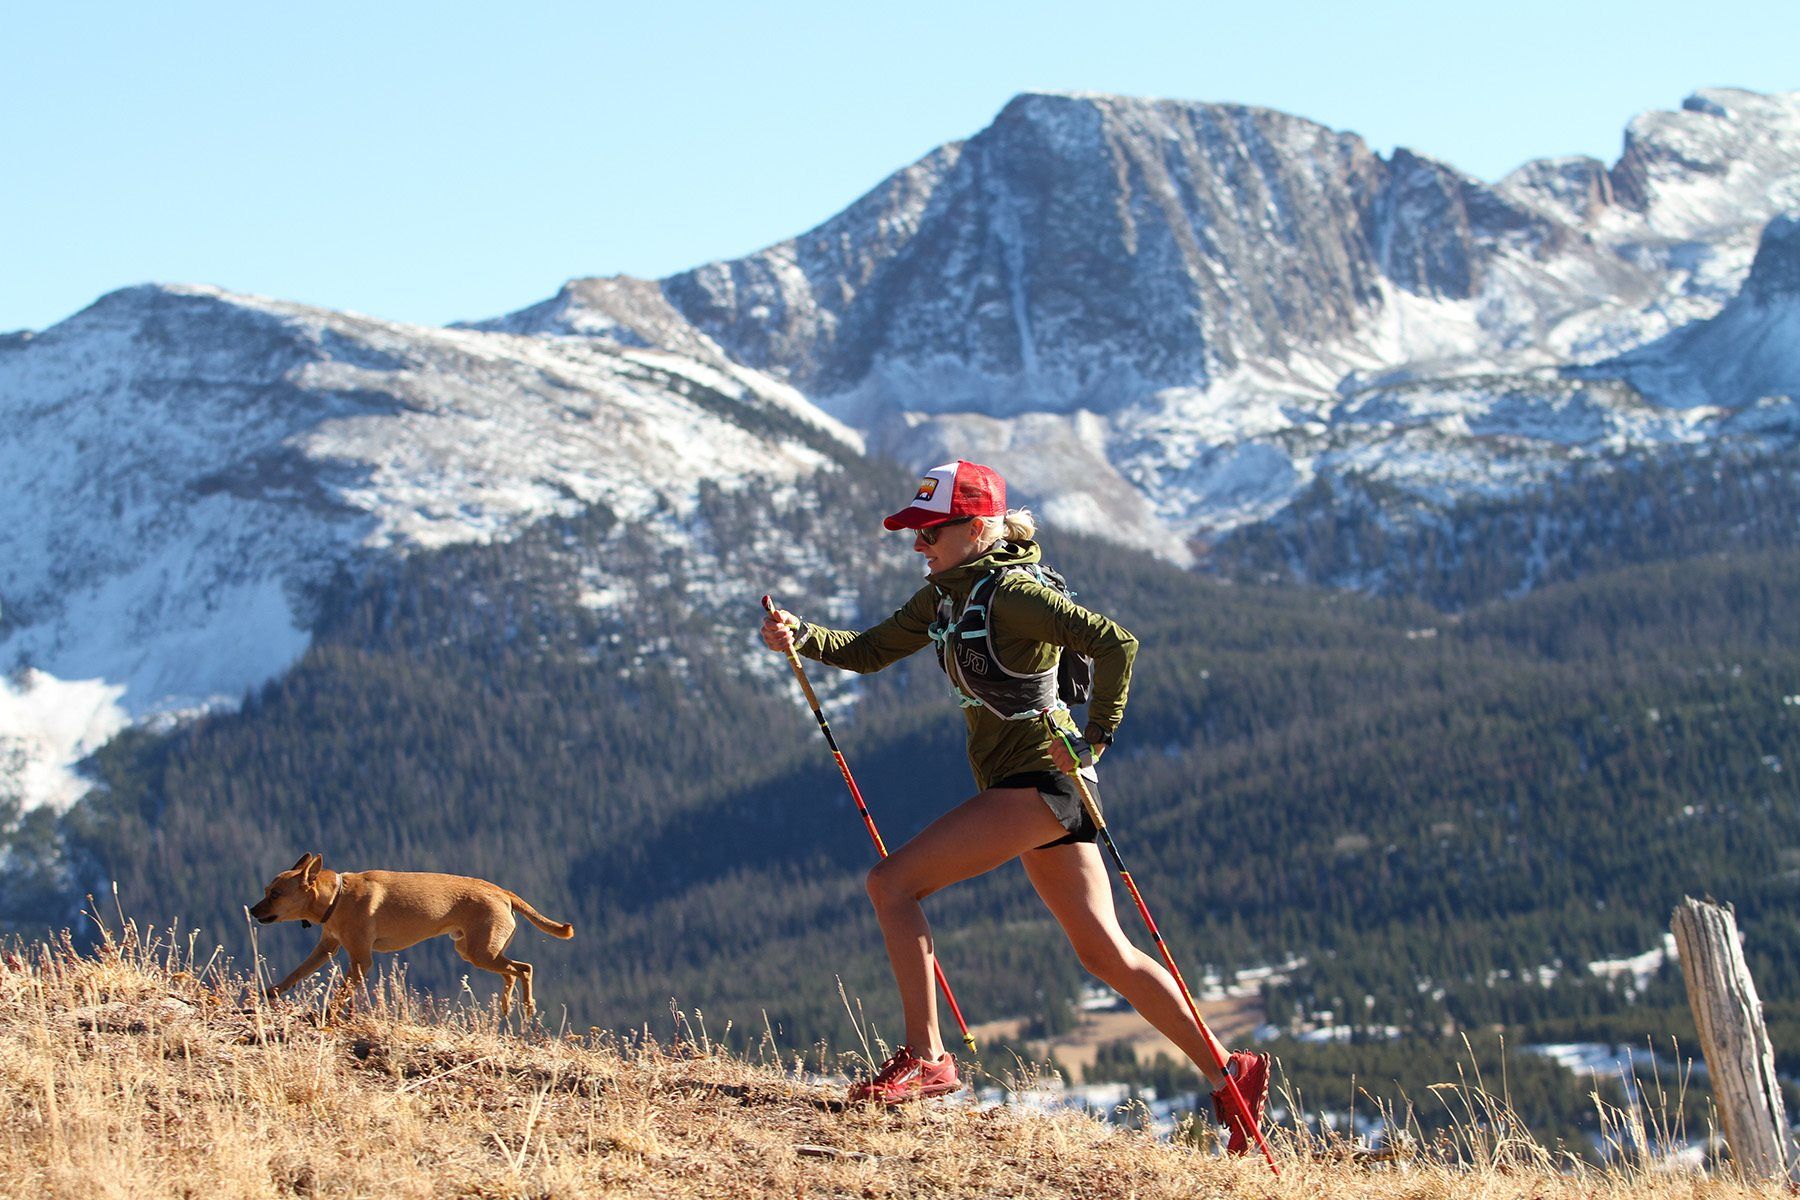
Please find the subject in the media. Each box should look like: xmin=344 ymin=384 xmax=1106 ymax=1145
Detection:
xmin=508 ymin=892 xmax=575 ymax=939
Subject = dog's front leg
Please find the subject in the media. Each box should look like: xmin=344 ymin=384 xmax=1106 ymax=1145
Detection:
xmin=267 ymin=934 xmax=342 ymax=998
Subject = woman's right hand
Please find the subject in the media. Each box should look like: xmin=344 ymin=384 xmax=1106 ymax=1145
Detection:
xmin=761 ymin=608 xmax=799 ymax=654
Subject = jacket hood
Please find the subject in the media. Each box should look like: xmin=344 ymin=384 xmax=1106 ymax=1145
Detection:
xmin=928 ymin=539 xmax=1042 ymax=597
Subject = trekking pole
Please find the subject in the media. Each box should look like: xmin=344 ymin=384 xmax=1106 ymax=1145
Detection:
xmin=761 ymin=595 xmax=978 ymax=1056
xmin=1046 ymin=717 xmax=1280 ymax=1176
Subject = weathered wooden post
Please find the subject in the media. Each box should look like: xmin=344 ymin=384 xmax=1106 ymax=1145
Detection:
xmin=1671 ymin=896 xmax=1796 ymax=1180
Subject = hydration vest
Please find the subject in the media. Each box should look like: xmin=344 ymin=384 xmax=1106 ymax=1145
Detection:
xmin=929 ymin=562 xmax=1096 ymax=721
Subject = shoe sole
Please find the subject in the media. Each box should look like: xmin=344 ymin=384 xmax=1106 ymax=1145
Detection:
xmin=849 ymin=1080 xmax=963 ymax=1105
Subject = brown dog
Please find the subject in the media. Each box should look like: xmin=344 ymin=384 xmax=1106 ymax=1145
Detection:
xmin=249 ymin=853 xmax=574 ymax=1017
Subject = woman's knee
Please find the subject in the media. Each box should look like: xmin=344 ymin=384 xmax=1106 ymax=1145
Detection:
xmin=865 ymin=858 xmax=913 ymax=909
xmin=1072 ymin=935 xmax=1135 ymax=983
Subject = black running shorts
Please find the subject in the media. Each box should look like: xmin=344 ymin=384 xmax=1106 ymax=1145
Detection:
xmin=992 ymin=769 xmax=1104 ymax=849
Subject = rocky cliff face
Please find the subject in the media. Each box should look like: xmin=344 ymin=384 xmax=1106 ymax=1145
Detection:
xmin=1742 ymin=211 xmax=1800 ymax=305
xmin=1599 ymin=213 xmax=1800 ymax=418
xmin=553 ymin=94 xmax=1510 ymax=409
xmin=509 ymin=89 xmax=1800 ymax=398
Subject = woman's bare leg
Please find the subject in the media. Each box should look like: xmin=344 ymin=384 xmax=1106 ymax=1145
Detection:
xmin=1020 ymin=841 xmax=1230 ymax=1087
xmin=865 ymin=787 xmax=1067 ymax=1058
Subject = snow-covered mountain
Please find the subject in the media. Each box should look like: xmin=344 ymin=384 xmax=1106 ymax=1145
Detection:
xmin=5 ymin=87 xmax=1798 ymax=814
xmin=1595 ymin=211 xmax=1800 ymax=421
xmin=0 ymin=284 xmax=857 ymax=810
xmin=491 ymin=88 xmax=1800 ymax=554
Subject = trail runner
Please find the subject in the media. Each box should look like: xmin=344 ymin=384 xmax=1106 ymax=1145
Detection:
xmin=760 ymin=459 xmax=1270 ymax=1152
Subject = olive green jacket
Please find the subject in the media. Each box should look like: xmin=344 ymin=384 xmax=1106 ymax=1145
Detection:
xmin=795 ymin=540 xmax=1139 ymax=789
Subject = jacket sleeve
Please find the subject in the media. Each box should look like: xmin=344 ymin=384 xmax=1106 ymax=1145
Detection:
xmin=994 ymin=578 xmax=1138 ymax=743
xmin=794 ymin=586 xmax=936 ymax=674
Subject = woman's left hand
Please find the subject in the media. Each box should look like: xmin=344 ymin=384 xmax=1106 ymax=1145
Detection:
xmin=1048 ymin=730 xmax=1099 ymax=774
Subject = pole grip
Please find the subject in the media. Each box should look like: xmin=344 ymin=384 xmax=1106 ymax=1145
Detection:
xmin=1045 ymin=717 xmax=1108 ymax=833
xmin=762 ymin=595 xmax=823 ymax=705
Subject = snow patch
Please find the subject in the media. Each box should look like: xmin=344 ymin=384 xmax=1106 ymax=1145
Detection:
xmin=0 ymin=671 xmax=129 ymax=813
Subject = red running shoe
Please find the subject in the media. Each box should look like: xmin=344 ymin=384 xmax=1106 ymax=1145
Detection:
xmin=847 ymin=1045 xmax=961 ymax=1104
xmin=1211 ymin=1050 xmax=1270 ymax=1155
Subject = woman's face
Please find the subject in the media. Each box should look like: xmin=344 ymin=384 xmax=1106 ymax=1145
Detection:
xmin=913 ymin=517 xmax=987 ymax=574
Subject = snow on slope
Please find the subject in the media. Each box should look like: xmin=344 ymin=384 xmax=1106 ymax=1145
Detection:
xmin=0 ymin=284 xmax=857 ymax=811
xmin=1599 ymin=211 xmax=1800 ymax=414
xmin=484 ymin=89 xmax=1800 ymax=554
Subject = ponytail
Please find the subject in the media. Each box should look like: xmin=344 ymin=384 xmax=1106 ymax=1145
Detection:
xmin=1002 ymin=508 xmax=1037 ymax=543
xmin=974 ymin=506 xmax=1040 ymax=552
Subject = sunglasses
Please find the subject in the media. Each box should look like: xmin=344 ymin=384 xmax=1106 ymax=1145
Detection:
xmin=916 ymin=516 xmax=975 ymax=545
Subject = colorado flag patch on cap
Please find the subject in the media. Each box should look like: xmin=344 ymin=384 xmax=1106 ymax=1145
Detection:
xmin=883 ymin=460 xmax=1006 ymax=531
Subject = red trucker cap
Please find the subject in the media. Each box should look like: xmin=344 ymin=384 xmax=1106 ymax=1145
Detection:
xmin=882 ymin=460 xmax=1007 ymax=530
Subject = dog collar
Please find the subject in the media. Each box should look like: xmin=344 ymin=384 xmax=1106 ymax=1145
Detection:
xmin=318 ymin=875 xmax=345 ymax=924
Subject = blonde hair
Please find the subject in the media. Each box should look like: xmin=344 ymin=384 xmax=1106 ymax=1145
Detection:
xmin=976 ymin=507 xmax=1038 ymax=550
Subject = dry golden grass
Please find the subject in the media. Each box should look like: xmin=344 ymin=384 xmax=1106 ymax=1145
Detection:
xmin=0 ymin=917 xmax=1788 ymax=1199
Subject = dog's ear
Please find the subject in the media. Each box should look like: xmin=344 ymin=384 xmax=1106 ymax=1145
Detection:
xmin=289 ymin=853 xmax=313 ymax=873
xmin=301 ymin=854 xmax=322 ymax=884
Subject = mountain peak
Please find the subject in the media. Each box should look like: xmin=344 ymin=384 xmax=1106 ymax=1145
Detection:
xmin=1681 ymin=85 xmax=1797 ymax=119
xmin=1745 ymin=212 xmax=1800 ymax=304
xmin=987 ymin=89 xmax=1321 ymax=142
xmin=1611 ymin=88 xmax=1800 ymax=222
xmin=60 ymin=281 xmax=232 ymax=324
xmin=999 ymin=88 xmax=1114 ymax=107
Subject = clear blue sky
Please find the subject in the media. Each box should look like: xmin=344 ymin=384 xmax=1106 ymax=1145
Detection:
xmin=4 ymin=1 xmax=1794 ymax=333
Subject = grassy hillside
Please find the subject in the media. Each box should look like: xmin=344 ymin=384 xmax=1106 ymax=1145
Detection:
xmin=2 ymin=928 xmax=1786 ymax=1199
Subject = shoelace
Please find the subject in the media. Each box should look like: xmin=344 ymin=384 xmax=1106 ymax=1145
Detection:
xmin=871 ymin=1048 xmax=925 ymax=1084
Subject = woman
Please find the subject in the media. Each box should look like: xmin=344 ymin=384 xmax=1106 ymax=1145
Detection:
xmin=760 ymin=459 xmax=1270 ymax=1152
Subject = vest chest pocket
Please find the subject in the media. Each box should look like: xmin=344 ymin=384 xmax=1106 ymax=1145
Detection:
xmin=930 ymin=571 xmax=1061 ymax=719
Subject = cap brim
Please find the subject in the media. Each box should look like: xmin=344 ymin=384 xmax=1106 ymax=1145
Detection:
xmin=882 ymin=507 xmax=962 ymax=532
